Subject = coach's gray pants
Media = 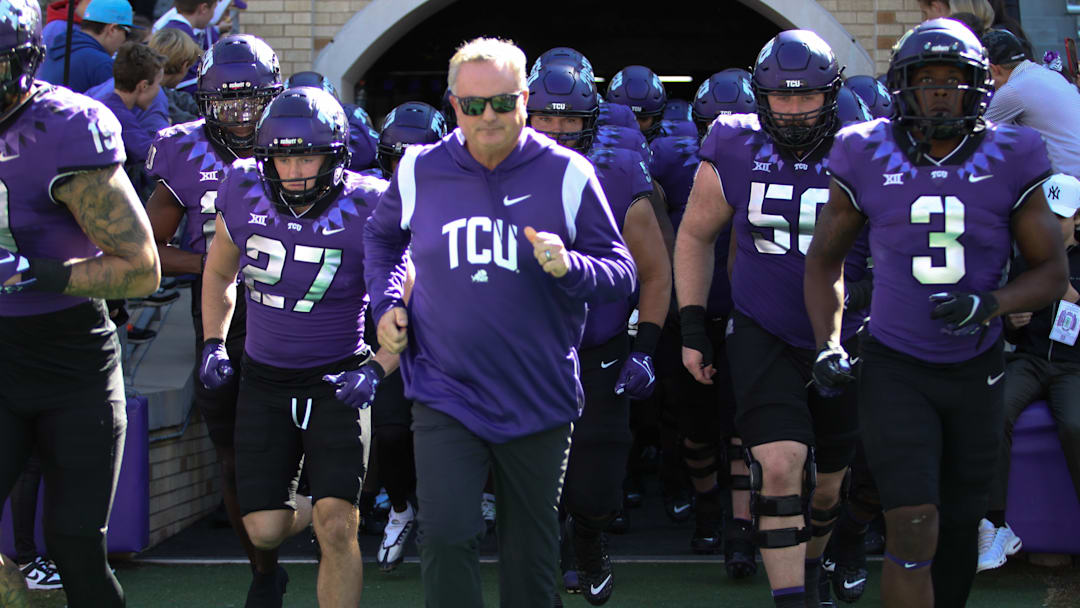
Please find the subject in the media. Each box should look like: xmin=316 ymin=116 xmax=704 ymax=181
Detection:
xmin=412 ymin=402 xmax=571 ymax=608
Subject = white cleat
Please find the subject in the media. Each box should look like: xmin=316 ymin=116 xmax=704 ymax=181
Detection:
xmin=377 ymin=503 xmax=416 ymax=572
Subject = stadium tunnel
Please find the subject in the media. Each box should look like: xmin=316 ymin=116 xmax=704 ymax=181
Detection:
xmin=313 ymin=0 xmax=875 ymax=125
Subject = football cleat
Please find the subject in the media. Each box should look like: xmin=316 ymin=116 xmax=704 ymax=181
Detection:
xmin=663 ymin=487 xmax=693 ymax=523
xmin=690 ymin=496 xmax=723 ymax=554
xmin=377 ymin=503 xmax=415 ymax=572
xmin=244 ymin=565 xmax=288 ymax=608
xmin=570 ymin=517 xmax=614 ymax=606
xmin=724 ymin=518 xmax=758 ymax=579
xmin=832 ymin=563 xmax=868 ymax=603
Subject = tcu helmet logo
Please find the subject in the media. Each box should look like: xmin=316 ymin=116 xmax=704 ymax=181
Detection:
xmin=442 ymin=217 xmax=519 ymax=273
xmin=785 ymin=80 xmax=803 ymax=88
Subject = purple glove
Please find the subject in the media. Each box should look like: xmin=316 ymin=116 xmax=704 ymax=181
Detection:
xmin=614 ymin=352 xmax=656 ymax=399
xmin=199 ymin=339 xmax=234 ymax=390
xmin=0 ymin=250 xmax=33 ymax=293
xmin=324 ymin=361 xmax=385 ymax=409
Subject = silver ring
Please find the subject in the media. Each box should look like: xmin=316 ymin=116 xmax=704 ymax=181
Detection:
xmin=544 ymin=250 xmax=552 ymax=261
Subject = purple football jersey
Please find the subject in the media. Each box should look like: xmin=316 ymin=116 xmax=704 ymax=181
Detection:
xmin=147 ymin=119 xmax=232 ymax=255
xmin=0 ymin=84 xmax=126 ymax=316
xmin=364 ymin=127 xmax=637 ymax=443
xmin=580 ymin=145 xmax=653 ymax=349
xmin=699 ymin=114 xmax=868 ymax=349
xmin=594 ymin=125 xmax=650 ymax=166
xmin=829 ymin=118 xmax=1052 ymax=362
xmin=650 ymin=133 xmax=733 ymax=317
xmin=218 ymin=160 xmax=388 ymax=368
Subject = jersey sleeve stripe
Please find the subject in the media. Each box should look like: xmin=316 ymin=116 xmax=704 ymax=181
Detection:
xmin=830 ymin=173 xmax=861 ymax=213
xmin=1013 ymin=170 xmax=1052 ymax=211
xmin=561 ymin=153 xmax=594 ymax=244
xmin=398 ymin=146 xmax=419 ymax=230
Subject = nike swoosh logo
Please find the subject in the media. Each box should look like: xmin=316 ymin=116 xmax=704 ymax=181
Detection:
xmin=600 ymin=359 xmax=618 ymax=369
xmin=987 ymin=371 xmax=1005 ymax=386
xmin=844 ymin=578 xmax=866 ymax=589
xmin=904 ymin=562 xmax=919 ymax=569
xmin=323 ymin=227 xmax=345 ymax=235
xmin=672 ymin=504 xmax=690 ymax=514
xmin=503 ymin=194 xmax=531 ymax=206
xmin=968 ymin=174 xmax=993 ymax=183
xmin=589 ymin=574 xmax=612 ymax=595
xmin=0 ymin=153 xmax=18 ymax=162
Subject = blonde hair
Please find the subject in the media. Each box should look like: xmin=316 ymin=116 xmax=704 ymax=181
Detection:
xmin=447 ymin=37 xmax=527 ymax=94
xmin=148 ymin=27 xmax=203 ymax=77
xmin=948 ymin=0 xmax=995 ymax=31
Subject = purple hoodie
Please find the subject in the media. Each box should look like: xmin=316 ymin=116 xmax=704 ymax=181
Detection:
xmin=364 ymin=127 xmax=637 ymax=442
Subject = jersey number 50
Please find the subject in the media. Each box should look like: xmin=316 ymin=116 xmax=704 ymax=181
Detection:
xmin=747 ymin=182 xmax=829 ymax=255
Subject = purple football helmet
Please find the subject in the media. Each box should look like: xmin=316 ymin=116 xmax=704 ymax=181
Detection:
xmin=253 ymin=87 xmax=350 ymax=209
xmin=844 ymin=74 xmax=895 ymax=119
xmin=597 ymin=101 xmax=637 ymax=129
xmin=527 ymin=64 xmax=599 ymax=153
xmin=607 ymin=65 xmax=667 ymax=140
xmin=197 ymin=35 xmax=283 ymax=156
xmin=752 ymin=30 xmax=842 ymax=150
xmin=887 ymin=18 xmax=991 ymax=140
xmin=285 ymin=71 xmax=338 ymax=99
xmin=836 ymin=85 xmax=872 ymax=125
xmin=692 ymin=69 xmax=756 ymax=136
xmin=377 ymin=101 xmax=446 ymax=176
xmin=531 ymin=47 xmax=594 ymax=83
xmin=0 ymin=0 xmax=43 ymax=121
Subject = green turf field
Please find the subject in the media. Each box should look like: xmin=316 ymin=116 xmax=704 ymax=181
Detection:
xmin=19 ymin=559 xmax=1080 ymax=607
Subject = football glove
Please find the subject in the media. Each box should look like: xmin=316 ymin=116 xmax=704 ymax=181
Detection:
xmin=929 ymin=291 xmax=999 ymax=335
xmin=811 ymin=344 xmax=855 ymax=398
xmin=324 ymin=361 xmax=386 ymax=410
xmin=199 ymin=339 xmax=234 ymax=390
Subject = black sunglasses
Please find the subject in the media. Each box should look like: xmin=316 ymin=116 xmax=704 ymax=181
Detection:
xmin=454 ymin=92 xmax=522 ymax=116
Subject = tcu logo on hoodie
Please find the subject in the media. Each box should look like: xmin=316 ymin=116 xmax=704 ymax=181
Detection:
xmin=441 ymin=217 xmax=519 ymax=272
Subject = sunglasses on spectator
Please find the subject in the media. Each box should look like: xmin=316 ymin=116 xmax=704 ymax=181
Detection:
xmin=454 ymin=92 xmax=522 ymax=116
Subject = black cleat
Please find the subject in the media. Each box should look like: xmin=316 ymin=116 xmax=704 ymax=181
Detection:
xmin=832 ymin=564 xmax=868 ymax=603
xmin=607 ymin=509 xmax=630 ymax=534
xmin=623 ymin=476 xmax=644 ymax=509
xmin=724 ymin=518 xmax=758 ymax=579
xmin=690 ymin=496 xmax=723 ymax=554
xmin=663 ymin=487 xmax=693 ymax=523
xmin=571 ymin=517 xmax=614 ymax=606
xmin=245 ymin=565 xmax=288 ymax=608
xmin=820 ymin=560 xmax=836 ymax=607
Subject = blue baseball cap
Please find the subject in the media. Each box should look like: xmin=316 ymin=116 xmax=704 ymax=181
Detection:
xmin=83 ymin=0 xmax=139 ymax=28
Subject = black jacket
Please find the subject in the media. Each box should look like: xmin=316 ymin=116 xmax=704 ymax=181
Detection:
xmin=1005 ymin=244 xmax=1080 ymax=364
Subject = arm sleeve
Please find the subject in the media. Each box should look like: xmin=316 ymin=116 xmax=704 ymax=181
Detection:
xmin=554 ymin=157 xmax=638 ymax=302
xmin=985 ymin=83 xmax=1024 ymax=124
xmin=363 ymin=158 xmax=413 ymax=322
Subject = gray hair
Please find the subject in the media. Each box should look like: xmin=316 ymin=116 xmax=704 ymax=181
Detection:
xmin=447 ymin=37 xmax=527 ymax=94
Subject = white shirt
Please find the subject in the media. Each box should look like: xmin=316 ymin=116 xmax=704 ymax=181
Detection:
xmin=985 ymin=60 xmax=1080 ymax=178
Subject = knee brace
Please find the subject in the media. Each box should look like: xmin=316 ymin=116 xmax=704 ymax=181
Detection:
xmin=727 ymin=443 xmax=750 ymax=490
xmin=683 ymin=441 xmax=719 ymax=480
xmin=745 ymin=447 xmax=816 ymax=549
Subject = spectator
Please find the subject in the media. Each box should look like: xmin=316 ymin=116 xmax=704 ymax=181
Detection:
xmin=982 ymin=174 xmax=1080 ymax=572
xmin=989 ymin=0 xmax=1034 ymax=58
xmin=946 ymin=0 xmax=994 ymax=30
xmin=38 ymin=0 xmax=139 ymax=93
xmin=89 ymin=41 xmax=165 ymax=166
xmin=159 ymin=0 xmax=219 ymax=93
xmin=41 ymin=0 xmax=90 ymax=47
xmin=148 ymin=26 xmax=202 ymax=123
xmin=983 ymin=28 xmax=1080 ymax=177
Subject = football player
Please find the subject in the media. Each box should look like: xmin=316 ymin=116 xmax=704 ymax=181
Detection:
xmin=691 ymin=69 xmax=756 ymax=138
xmin=200 ymin=86 xmax=397 ymax=607
xmin=844 ymin=75 xmax=896 ymax=119
xmin=0 ymin=1 xmax=160 ymax=606
xmin=805 ymin=19 xmax=1067 ymax=607
xmin=675 ymin=30 xmax=870 ymax=608
xmin=528 ymin=62 xmax=670 ymax=605
xmin=144 ymin=34 xmax=292 ymax=607
xmin=607 ymin=65 xmax=667 ymax=141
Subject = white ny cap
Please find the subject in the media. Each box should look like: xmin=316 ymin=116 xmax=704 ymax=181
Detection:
xmin=1042 ymin=174 xmax=1080 ymax=217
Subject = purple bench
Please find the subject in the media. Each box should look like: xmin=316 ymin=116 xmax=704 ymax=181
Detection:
xmin=1005 ymin=400 xmax=1080 ymax=554
xmin=1 ymin=396 xmax=150 ymax=556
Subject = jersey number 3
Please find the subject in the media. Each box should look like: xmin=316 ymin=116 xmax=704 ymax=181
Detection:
xmin=910 ymin=195 xmax=965 ymax=284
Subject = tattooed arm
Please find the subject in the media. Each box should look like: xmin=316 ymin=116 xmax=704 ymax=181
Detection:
xmin=52 ymin=163 xmax=161 ymax=298
xmin=0 ymin=553 xmax=29 ymax=608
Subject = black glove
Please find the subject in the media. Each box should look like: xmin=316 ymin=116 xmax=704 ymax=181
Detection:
xmin=811 ymin=344 xmax=855 ymax=398
xmin=929 ymin=291 xmax=999 ymax=335
xmin=679 ymin=305 xmax=713 ymax=367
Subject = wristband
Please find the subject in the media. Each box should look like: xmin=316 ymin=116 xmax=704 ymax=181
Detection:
xmin=633 ymin=322 xmax=662 ymax=356
xmin=25 ymin=258 xmax=71 ymax=293
xmin=368 ymin=360 xmax=386 ymax=380
xmin=204 ymin=337 xmax=224 ymax=347
xmin=679 ymin=305 xmax=707 ymax=336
